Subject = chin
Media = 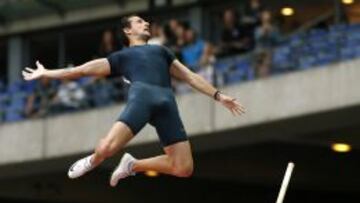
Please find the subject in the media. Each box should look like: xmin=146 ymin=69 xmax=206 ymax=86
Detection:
xmin=141 ymin=33 xmax=151 ymax=41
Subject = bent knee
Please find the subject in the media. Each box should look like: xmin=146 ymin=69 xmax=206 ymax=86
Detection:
xmin=172 ymin=163 xmax=193 ymax=178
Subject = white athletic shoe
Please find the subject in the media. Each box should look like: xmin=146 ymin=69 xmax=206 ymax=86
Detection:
xmin=110 ymin=153 xmax=136 ymax=187
xmin=68 ymin=155 xmax=94 ymax=179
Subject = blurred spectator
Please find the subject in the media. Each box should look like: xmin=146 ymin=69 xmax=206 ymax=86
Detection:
xmin=24 ymin=77 xmax=57 ymax=118
xmin=89 ymin=78 xmax=118 ymax=107
xmin=163 ymin=19 xmax=178 ymax=47
xmin=242 ymin=0 xmax=265 ymax=27
xmin=148 ymin=22 xmax=166 ymax=45
xmin=164 ymin=19 xmax=188 ymax=60
xmin=254 ymin=50 xmax=271 ymax=78
xmin=198 ymin=44 xmax=216 ymax=85
xmin=174 ymin=28 xmax=215 ymax=94
xmin=98 ymin=29 xmax=116 ymax=57
xmin=219 ymin=9 xmax=254 ymax=57
xmin=50 ymin=79 xmax=87 ymax=113
xmin=181 ymin=28 xmax=212 ymax=71
xmin=255 ymin=10 xmax=281 ymax=50
xmin=99 ymin=29 xmax=125 ymax=100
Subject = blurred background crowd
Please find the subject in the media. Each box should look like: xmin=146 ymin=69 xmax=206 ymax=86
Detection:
xmin=0 ymin=0 xmax=359 ymax=123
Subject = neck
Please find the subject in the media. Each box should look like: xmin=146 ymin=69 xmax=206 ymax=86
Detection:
xmin=129 ymin=38 xmax=147 ymax=47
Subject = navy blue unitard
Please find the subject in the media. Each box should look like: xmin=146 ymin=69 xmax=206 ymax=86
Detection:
xmin=107 ymin=44 xmax=187 ymax=146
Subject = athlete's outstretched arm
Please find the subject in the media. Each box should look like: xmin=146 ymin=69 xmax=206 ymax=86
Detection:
xmin=22 ymin=59 xmax=111 ymax=81
xmin=170 ymin=60 xmax=245 ymax=116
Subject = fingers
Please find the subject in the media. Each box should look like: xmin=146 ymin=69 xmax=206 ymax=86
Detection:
xmin=231 ymin=99 xmax=246 ymax=113
xmin=228 ymin=104 xmax=245 ymax=116
xmin=238 ymin=105 xmax=246 ymax=114
xmin=226 ymin=105 xmax=242 ymax=116
xmin=36 ymin=61 xmax=42 ymax=68
xmin=36 ymin=60 xmax=46 ymax=70
xmin=25 ymin=67 xmax=35 ymax=73
xmin=229 ymin=108 xmax=237 ymax=116
xmin=22 ymin=71 xmax=32 ymax=80
xmin=234 ymin=107 xmax=244 ymax=116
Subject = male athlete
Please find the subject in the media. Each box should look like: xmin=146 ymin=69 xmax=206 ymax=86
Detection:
xmin=22 ymin=15 xmax=245 ymax=187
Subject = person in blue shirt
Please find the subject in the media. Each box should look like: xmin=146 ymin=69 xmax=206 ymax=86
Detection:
xmin=22 ymin=15 xmax=245 ymax=187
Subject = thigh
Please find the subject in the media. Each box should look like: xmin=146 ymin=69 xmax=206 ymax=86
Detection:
xmin=151 ymin=101 xmax=188 ymax=146
xmin=164 ymin=141 xmax=193 ymax=167
xmin=119 ymin=99 xmax=151 ymax=136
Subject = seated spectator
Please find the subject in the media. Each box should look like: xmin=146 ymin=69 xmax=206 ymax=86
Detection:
xmin=219 ymin=9 xmax=254 ymax=57
xmin=50 ymin=79 xmax=87 ymax=114
xmin=24 ymin=77 xmax=57 ymax=118
xmin=148 ymin=22 xmax=166 ymax=45
xmin=98 ymin=29 xmax=116 ymax=57
xmin=255 ymin=10 xmax=281 ymax=50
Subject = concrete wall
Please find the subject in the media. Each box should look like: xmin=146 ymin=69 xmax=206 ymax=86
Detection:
xmin=1 ymin=59 xmax=360 ymax=165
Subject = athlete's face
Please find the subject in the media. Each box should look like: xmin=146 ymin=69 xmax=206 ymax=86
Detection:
xmin=125 ymin=16 xmax=151 ymax=38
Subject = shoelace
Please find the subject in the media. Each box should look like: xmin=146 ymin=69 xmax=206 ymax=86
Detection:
xmin=84 ymin=156 xmax=93 ymax=170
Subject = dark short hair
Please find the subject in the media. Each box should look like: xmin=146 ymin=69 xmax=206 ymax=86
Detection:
xmin=119 ymin=15 xmax=138 ymax=47
xmin=121 ymin=15 xmax=137 ymax=30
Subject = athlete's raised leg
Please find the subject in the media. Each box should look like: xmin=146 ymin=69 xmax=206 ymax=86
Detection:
xmin=68 ymin=121 xmax=134 ymax=179
xmin=110 ymin=140 xmax=193 ymax=186
xmin=133 ymin=141 xmax=193 ymax=177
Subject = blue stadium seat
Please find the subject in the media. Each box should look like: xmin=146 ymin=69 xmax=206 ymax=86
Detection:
xmin=0 ymin=109 xmax=4 ymax=123
xmin=355 ymin=45 xmax=360 ymax=57
xmin=298 ymin=55 xmax=317 ymax=69
xmin=340 ymin=46 xmax=356 ymax=60
xmin=347 ymin=23 xmax=360 ymax=31
xmin=223 ymin=57 xmax=254 ymax=85
xmin=0 ymin=93 xmax=9 ymax=109
xmin=214 ymin=58 xmax=235 ymax=74
xmin=90 ymin=80 xmax=116 ymax=107
xmin=22 ymin=80 xmax=37 ymax=94
xmin=4 ymin=108 xmax=24 ymax=122
xmin=289 ymin=33 xmax=305 ymax=47
xmin=329 ymin=24 xmax=348 ymax=32
xmin=8 ymin=91 xmax=28 ymax=112
xmin=6 ymin=81 xmax=23 ymax=94
xmin=316 ymin=51 xmax=338 ymax=66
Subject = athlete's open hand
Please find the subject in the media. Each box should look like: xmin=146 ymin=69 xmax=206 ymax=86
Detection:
xmin=22 ymin=61 xmax=47 ymax=81
xmin=218 ymin=93 xmax=246 ymax=116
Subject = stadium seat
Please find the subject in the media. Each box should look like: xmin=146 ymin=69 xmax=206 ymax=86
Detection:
xmin=340 ymin=46 xmax=356 ymax=60
xmin=4 ymin=108 xmax=24 ymax=122
xmin=214 ymin=58 xmax=235 ymax=74
xmin=0 ymin=93 xmax=9 ymax=109
xmin=89 ymin=80 xmax=116 ymax=107
xmin=272 ymin=45 xmax=294 ymax=73
xmin=223 ymin=57 xmax=254 ymax=85
xmin=6 ymin=81 xmax=23 ymax=94
xmin=298 ymin=55 xmax=317 ymax=69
